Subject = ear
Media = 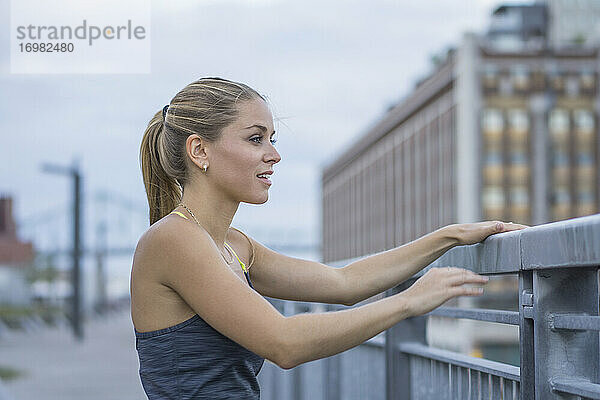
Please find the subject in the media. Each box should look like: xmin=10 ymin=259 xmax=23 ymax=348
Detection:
xmin=186 ymin=134 xmax=209 ymax=168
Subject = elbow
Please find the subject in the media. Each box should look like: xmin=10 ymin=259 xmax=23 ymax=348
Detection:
xmin=273 ymin=317 xmax=300 ymax=370
xmin=277 ymin=357 xmax=297 ymax=370
xmin=339 ymin=267 xmax=356 ymax=307
xmin=274 ymin=345 xmax=297 ymax=370
xmin=342 ymin=294 xmax=357 ymax=307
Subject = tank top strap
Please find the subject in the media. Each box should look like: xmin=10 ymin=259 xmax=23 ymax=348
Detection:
xmin=224 ymin=242 xmax=255 ymax=290
xmin=224 ymin=242 xmax=248 ymax=273
xmin=168 ymin=211 xmax=188 ymax=219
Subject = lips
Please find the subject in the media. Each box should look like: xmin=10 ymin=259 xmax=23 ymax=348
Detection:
xmin=257 ymin=170 xmax=273 ymax=185
xmin=257 ymin=175 xmax=272 ymax=185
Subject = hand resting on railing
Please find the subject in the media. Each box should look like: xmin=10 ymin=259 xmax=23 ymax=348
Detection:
xmin=447 ymin=220 xmax=529 ymax=246
xmin=398 ymin=220 xmax=527 ymax=317
xmin=400 ymin=267 xmax=489 ymax=317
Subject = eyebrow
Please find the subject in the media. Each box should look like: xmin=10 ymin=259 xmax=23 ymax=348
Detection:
xmin=244 ymin=124 xmax=276 ymax=136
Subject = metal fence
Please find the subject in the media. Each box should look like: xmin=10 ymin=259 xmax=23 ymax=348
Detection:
xmin=257 ymin=214 xmax=600 ymax=399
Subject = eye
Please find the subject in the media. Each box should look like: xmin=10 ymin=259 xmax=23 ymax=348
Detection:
xmin=250 ymin=135 xmax=278 ymax=146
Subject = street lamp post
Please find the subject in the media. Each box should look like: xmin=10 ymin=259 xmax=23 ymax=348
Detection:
xmin=41 ymin=159 xmax=84 ymax=341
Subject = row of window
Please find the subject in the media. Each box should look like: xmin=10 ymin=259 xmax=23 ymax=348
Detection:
xmin=482 ymin=65 xmax=596 ymax=95
xmin=483 ymin=108 xmax=596 ymax=137
xmin=552 ymin=151 xmax=596 ymax=166
xmin=552 ymin=204 xmax=597 ymax=221
xmin=484 ymin=163 xmax=594 ymax=186
xmin=482 ymin=186 xmax=529 ymax=208
xmin=485 ymin=151 xmax=530 ymax=165
xmin=549 ymin=109 xmax=595 ymax=137
xmin=483 ymin=185 xmax=596 ymax=206
xmin=482 ymin=108 xmax=529 ymax=135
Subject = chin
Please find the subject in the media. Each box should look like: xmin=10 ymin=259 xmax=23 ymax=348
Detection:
xmin=256 ymin=194 xmax=269 ymax=204
xmin=244 ymin=193 xmax=269 ymax=205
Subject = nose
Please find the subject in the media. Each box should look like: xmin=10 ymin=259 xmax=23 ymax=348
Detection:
xmin=266 ymin=143 xmax=281 ymax=164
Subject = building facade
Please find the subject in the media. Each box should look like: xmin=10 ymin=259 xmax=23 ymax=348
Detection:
xmin=0 ymin=195 xmax=34 ymax=305
xmin=322 ymin=33 xmax=599 ymax=263
xmin=321 ymin=13 xmax=599 ymax=361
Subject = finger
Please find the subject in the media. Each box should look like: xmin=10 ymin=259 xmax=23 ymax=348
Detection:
xmin=505 ymin=222 xmax=529 ymax=230
xmin=494 ymin=221 xmax=529 ymax=233
xmin=441 ymin=267 xmax=471 ymax=279
xmin=448 ymin=271 xmax=489 ymax=286
xmin=443 ymin=266 xmax=463 ymax=274
xmin=487 ymin=221 xmax=504 ymax=233
xmin=444 ymin=267 xmax=483 ymax=277
xmin=450 ymin=286 xmax=485 ymax=297
xmin=463 ymin=286 xmax=485 ymax=296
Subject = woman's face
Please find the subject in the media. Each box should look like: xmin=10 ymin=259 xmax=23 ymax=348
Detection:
xmin=206 ymin=98 xmax=281 ymax=204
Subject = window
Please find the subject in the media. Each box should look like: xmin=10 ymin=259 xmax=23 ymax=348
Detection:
xmin=580 ymin=69 xmax=595 ymax=91
xmin=483 ymin=186 xmax=505 ymax=208
xmin=507 ymin=109 xmax=529 ymax=144
xmin=509 ymin=150 xmax=528 ymax=165
xmin=577 ymin=151 xmax=594 ymax=165
xmin=574 ymin=109 xmax=594 ymax=134
xmin=484 ymin=152 xmax=504 ymax=184
xmin=483 ymin=109 xmax=504 ymax=133
xmin=485 ymin=151 xmax=503 ymax=165
xmin=549 ymin=109 xmax=570 ymax=141
xmin=578 ymin=190 xmax=595 ymax=203
xmin=511 ymin=65 xmax=530 ymax=91
xmin=510 ymin=186 xmax=529 ymax=206
xmin=553 ymin=151 xmax=569 ymax=166
xmin=483 ymin=64 xmax=499 ymax=90
xmin=553 ymin=187 xmax=571 ymax=205
xmin=548 ymin=65 xmax=565 ymax=92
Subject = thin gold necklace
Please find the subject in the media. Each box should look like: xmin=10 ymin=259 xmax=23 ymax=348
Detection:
xmin=177 ymin=202 xmax=235 ymax=265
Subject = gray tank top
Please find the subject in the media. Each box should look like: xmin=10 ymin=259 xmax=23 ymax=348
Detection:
xmin=135 ymin=213 xmax=265 ymax=399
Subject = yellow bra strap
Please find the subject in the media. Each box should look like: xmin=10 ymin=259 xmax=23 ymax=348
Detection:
xmin=168 ymin=211 xmax=188 ymax=219
xmin=228 ymin=226 xmax=255 ymax=270
xmin=169 ymin=212 xmax=248 ymax=273
xmin=224 ymin=242 xmax=248 ymax=273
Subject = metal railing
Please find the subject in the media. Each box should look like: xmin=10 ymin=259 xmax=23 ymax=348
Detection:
xmin=257 ymin=214 xmax=600 ymax=399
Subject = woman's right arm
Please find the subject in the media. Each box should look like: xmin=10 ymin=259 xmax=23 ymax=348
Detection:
xmin=281 ymin=266 xmax=487 ymax=368
xmin=142 ymin=219 xmax=487 ymax=370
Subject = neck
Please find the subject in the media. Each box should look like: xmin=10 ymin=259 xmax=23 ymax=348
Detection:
xmin=178 ymin=181 xmax=240 ymax=251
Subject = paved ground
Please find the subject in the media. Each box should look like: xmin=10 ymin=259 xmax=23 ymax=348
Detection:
xmin=0 ymin=309 xmax=147 ymax=400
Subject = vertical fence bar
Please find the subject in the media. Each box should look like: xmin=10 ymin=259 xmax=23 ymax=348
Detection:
xmin=533 ymin=267 xmax=599 ymax=399
xmin=324 ymin=304 xmax=341 ymax=400
xmin=385 ymin=279 xmax=427 ymax=400
xmin=292 ymin=364 xmax=302 ymax=400
xmin=519 ymin=270 xmax=535 ymax=400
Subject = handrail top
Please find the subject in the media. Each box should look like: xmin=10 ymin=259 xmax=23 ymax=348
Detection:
xmin=328 ymin=214 xmax=600 ymax=275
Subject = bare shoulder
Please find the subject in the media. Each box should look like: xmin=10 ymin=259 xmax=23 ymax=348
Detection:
xmin=130 ymin=215 xmax=204 ymax=331
xmin=133 ymin=215 xmax=201 ymax=281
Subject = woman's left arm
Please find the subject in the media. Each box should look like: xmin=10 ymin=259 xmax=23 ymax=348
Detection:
xmin=341 ymin=221 xmax=527 ymax=306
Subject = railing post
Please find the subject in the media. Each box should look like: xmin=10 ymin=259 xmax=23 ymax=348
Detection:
xmin=532 ymin=267 xmax=599 ymax=398
xmin=519 ymin=270 xmax=535 ymax=400
xmin=386 ymin=279 xmax=427 ymax=400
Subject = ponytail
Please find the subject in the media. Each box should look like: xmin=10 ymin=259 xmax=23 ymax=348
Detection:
xmin=140 ymin=109 xmax=182 ymax=226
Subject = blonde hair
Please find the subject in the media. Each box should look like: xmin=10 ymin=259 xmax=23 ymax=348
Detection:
xmin=139 ymin=77 xmax=265 ymax=226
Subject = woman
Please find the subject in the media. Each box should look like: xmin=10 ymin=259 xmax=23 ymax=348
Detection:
xmin=131 ymin=77 xmax=526 ymax=399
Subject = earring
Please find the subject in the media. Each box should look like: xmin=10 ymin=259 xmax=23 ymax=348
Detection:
xmin=203 ymin=164 xmax=208 ymax=172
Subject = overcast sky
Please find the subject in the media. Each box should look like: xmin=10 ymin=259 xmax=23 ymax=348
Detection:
xmin=0 ymin=0 xmax=527 ymax=254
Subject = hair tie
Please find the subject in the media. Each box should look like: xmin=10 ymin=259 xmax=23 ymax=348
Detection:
xmin=162 ymin=104 xmax=169 ymax=121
